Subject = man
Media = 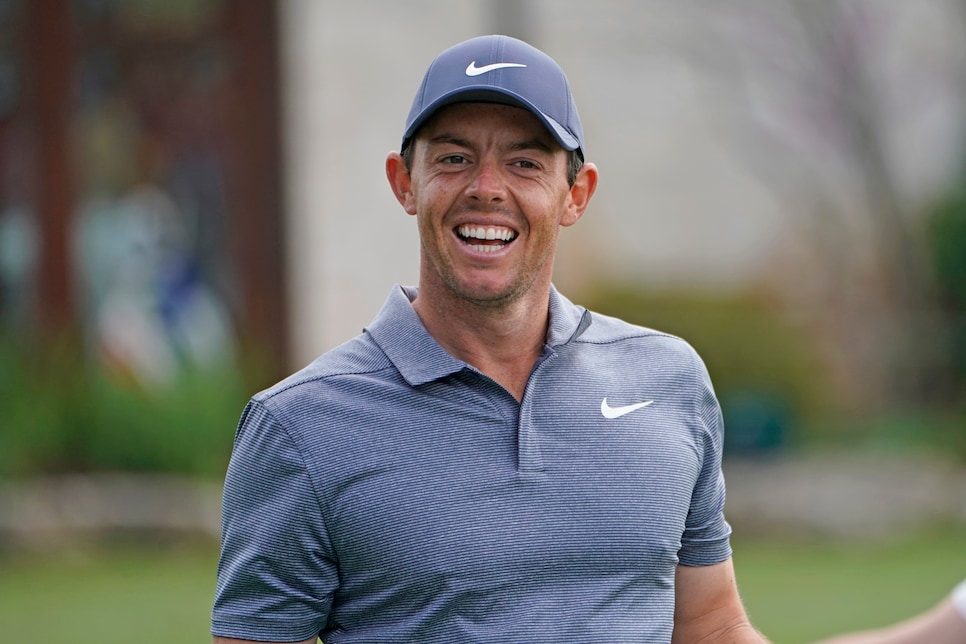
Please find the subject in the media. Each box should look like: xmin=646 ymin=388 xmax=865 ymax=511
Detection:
xmin=816 ymin=578 xmax=966 ymax=643
xmin=212 ymin=35 xmax=767 ymax=643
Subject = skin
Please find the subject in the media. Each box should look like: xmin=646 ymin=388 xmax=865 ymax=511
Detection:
xmin=385 ymin=102 xmax=597 ymax=400
xmin=673 ymin=559 xmax=769 ymax=642
xmin=214 ymin=102 xmax=767 ymax=644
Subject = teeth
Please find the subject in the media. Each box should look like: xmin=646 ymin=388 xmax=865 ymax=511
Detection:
xmin=466 ymin=243 xmax=503 ymax=253
xmin=458 ymin=225 xmax=516 ymax=241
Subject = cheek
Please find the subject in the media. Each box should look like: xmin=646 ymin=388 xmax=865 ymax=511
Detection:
xmin=525 ymin=194 xmax=573 ymax=234
xmin=416 ymin=210 xmax=447 ymax=251
xmin=411 ymin=178 xmax=453 ymax=217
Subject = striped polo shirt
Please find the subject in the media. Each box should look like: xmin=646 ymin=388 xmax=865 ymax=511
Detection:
xmin=212 ymin=284 xmax=733 ymax=643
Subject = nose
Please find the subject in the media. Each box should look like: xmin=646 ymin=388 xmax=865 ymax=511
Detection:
xmin=466 ymin=158 xmax=506 ymax=203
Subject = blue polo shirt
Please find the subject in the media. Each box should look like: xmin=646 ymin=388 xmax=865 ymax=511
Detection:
xmin=212 ymin=284 xmax=732 ymax=643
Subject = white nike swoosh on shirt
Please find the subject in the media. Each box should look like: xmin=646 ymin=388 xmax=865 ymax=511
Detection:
xmin=600 ymin=398 xmax=654 ymax=419
xmin=465 ymin=61 xmax=527 ymax=76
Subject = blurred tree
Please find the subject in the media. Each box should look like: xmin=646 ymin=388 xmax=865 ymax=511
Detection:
xmin=929 ymin=187 xmax=966 ymax=393
xmin=676 ymin=1 xmax=966 ymax=412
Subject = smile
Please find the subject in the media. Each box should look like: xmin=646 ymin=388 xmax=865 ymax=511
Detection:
xmin=457 ymin=225 xmax=517 ymax=253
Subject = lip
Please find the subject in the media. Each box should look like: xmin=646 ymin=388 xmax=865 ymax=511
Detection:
xmin=452 ymin=222 xmax=518 ymax=258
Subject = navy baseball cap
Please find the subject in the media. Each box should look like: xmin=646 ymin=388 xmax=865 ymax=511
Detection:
xmin=402 ymin=35 xmax=584 ymax=158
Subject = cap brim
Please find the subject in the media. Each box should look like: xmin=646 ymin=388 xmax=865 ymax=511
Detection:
xmin=402 ymin=86 xmax=581 ymax=154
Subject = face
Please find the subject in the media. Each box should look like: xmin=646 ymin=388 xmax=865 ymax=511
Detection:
xmin=387 ymin=102 xmax=597 ymax=309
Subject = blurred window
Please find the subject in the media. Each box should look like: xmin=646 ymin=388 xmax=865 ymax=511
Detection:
xmin=0 ymin=0 xmax=285 ymax=381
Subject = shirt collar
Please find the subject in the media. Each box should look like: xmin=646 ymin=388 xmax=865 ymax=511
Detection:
xmin=365 ymin=284 xmax=591 ymax=387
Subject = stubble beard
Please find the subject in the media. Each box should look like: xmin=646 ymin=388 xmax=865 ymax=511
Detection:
xmin=427 ymin=241 xmax=555 ymax=314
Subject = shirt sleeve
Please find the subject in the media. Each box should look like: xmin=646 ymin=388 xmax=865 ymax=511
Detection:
xmin=677 ymin=348 xmax=733 ymax=567
xmin=211 ymin=399 xmax=338 ymax=641
xmin=953 ymin=577 xmax=966 ymax=622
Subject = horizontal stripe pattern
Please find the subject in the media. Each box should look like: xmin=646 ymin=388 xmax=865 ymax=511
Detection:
xmin=213 ymin=285 xmax=732 ymax=643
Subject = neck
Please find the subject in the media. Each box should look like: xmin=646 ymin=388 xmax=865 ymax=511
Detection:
xmin=412 ymin=282 xmax=551 ymax=402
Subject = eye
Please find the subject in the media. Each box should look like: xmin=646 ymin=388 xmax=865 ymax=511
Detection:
xmin=441 ymin=154 xmax=470 ymax=165
xmin=513 ymin=159 xmax=539 ymax=170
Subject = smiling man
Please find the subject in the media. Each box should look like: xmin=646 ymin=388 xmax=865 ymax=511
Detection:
xmin=212 ymin=35 xmax=768 ymax=644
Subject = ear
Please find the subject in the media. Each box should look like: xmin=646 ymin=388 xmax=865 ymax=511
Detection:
xmin=386 ymin=151 xmax=417 ymax=215
xmin=561 ymin=161 xmax=598 ymax=227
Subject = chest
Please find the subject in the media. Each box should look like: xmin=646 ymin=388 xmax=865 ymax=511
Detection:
xmin=307 ymin=365 xmax=706 ymax=594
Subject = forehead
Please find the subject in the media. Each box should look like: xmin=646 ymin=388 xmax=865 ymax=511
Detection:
xmin=417 ymin=102 xmax=558 ymax=147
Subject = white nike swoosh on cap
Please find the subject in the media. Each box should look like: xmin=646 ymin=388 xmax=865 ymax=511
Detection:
xmin=465 ymin=61 xmax=527 ymax=77
xmin=600 ymin=398 xmax=653 ymax=419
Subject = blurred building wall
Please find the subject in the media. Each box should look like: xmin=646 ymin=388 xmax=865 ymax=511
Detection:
xmin=279 ymin=0 xmax=966 ymax=370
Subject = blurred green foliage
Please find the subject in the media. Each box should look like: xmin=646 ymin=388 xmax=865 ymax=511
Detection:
xmin=581 ymin=284 xmax=831 ymax=452
xmin=0 ymin=334 xmax=250 ymax=479
xmin=928 ymin=186 xmax=966 ymax=387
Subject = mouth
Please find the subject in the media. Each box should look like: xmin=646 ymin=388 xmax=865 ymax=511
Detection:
xmin=456 ymin=225 xmax=517 ymax=253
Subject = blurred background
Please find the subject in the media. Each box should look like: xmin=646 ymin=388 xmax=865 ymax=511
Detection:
xmin=0 ymin=0 xmax=964 ymax=642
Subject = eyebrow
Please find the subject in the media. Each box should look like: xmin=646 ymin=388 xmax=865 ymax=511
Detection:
xmin=508 ymin=138 xmax=555 ymax=154
xmin=426 ymin=134 xmax=472 ymax=149
xmin=426 ymin=134 xmax=556 ymax=155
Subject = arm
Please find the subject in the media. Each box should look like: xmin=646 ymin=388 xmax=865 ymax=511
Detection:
xmin=672 ymin=558 xmax=770 ymax=643
xmin=814 ymin=595 xmax=966 ymax=644
xmin=211 ymin=401 xmax=337 ymax=642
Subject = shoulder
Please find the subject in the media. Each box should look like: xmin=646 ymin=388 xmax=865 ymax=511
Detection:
xmin=252 ymin=331 xmax=396 ymax=411
xmin=578 ymin=309 xmax=707 ymax=371
xmin=569 ymin=309 xmax=719 ymax=422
